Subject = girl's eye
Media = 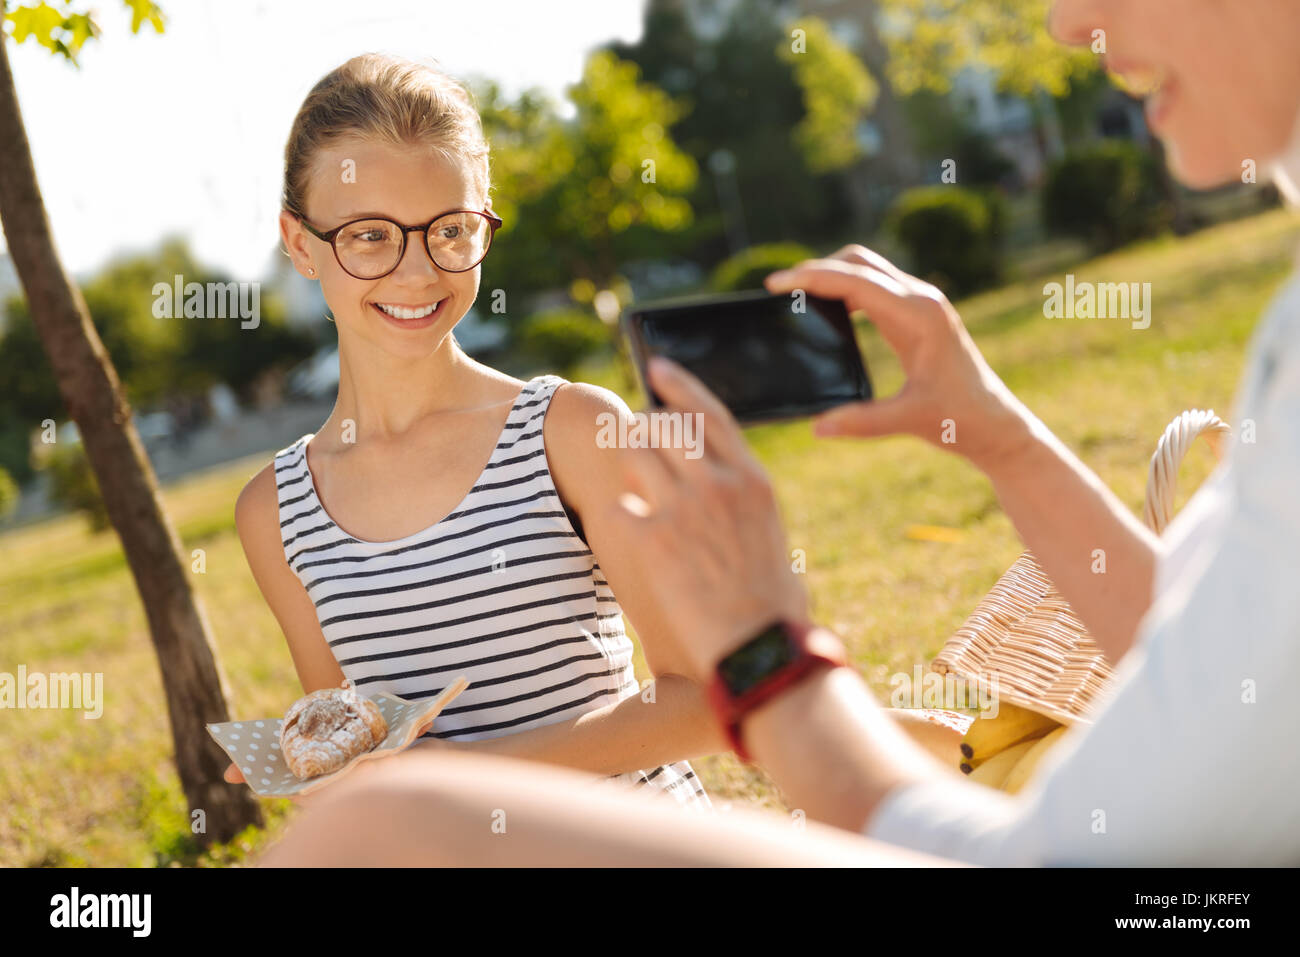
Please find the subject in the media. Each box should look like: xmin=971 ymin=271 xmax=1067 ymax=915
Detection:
xmin=344 ymin=224 xmax=394 ymax=243
xmin=439 ymin=225 xmax=462 ymax=240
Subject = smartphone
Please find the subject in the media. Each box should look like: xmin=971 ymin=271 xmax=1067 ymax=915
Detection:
xmin=620 ymin=289 xmax=872 ymax=424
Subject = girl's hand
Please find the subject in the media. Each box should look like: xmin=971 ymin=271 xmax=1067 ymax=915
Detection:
xmin=764 ymin=246 xmax=1039 ymax=475
xmin=224 ymin=760 xmax=318 ymax=806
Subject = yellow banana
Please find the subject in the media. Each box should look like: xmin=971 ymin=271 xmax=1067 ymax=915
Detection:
xmin=1001 ymin=726 xmax=1068 ymax=794
xmin=966 ymin=739 xmax=1037 ymax=789
xmin=960 ymin=702 xmax=1060 ymax=764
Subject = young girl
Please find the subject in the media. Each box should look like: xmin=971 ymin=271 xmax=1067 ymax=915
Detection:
xmin=232 ymin=53 xmax=724 ymax=808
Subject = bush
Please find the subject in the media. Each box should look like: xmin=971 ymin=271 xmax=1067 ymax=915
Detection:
xmin=710 ymin=242 xmax=817 ymax=292
xmin=39 ymin=441 xmax=109 ymax=532
xmin=0 ymin=467 xmax=18 ymax=521
xmin=886 ymin=186 xmax=1006 ymax=297
xmin=953 ymin=131 xmax=1019 ymax=189
xmin=1042 ymin=140 xmax=1172 ymax=251
xmin=517 ymin=309 xmax=612 ymax=376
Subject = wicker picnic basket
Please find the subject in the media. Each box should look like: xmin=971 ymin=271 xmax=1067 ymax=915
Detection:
xmin=929 ymin=409 xmax=1232 ymax=727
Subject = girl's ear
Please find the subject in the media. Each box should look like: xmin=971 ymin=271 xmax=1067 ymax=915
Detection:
xmin=279 ymin=210 xmax=317 ymax=278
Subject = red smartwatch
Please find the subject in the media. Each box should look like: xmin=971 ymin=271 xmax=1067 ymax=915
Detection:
xmin=707 ymin=619 xmax=849 ymax=763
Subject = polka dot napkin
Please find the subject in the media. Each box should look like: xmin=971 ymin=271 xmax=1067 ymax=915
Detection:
xmin=206 ymin=676 xmax=469 ymax=798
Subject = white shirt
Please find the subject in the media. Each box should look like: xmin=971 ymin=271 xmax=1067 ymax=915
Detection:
xmin=865 ymin=154 xmax=1300 ymax=866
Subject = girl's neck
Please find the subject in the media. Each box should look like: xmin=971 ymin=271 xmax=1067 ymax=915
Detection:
xmin=325 ymin=335 xmax=488 ymax=445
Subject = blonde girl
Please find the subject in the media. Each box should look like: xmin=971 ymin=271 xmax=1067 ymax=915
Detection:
xmin=229 ymin=53 xmax=724 ymax=808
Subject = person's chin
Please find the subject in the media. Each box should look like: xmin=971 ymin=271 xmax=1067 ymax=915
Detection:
xmin=1160 ymin=130 xmax=1242 ymax=191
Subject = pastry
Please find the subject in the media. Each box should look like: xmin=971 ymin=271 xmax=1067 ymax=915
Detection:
xmin=280 ymin=684 xmax=388 ymax=779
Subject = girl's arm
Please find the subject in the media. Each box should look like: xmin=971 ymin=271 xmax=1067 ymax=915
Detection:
xmin=222 ymin=464 xmax=351 ymax=786
xmin=235 ymin=463 xmax=347 ymax=696
xmin=423 ymin=382 xmax=730 ymax=775
xmin=437 ymin=672 xmax=724 ymax=775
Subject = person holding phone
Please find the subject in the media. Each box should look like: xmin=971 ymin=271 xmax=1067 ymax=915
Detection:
xmin=259 ymin=0 xmax=1300 ymax=866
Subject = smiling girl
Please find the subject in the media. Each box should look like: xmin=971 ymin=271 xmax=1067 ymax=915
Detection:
xmin=231 ymin=53 xmax=724 ymax=807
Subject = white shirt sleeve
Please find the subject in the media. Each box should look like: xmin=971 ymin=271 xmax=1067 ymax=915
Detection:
xmin=866 ymin=275 xmax=1300 ymax=866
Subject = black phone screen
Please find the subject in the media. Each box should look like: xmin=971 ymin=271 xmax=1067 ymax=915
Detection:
xmin=623 ymin=290 xmax=871 ymax=423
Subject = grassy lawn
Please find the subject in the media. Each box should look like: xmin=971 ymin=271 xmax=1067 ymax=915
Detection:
xmin=3 ymin=208 xmax=1298 ymax=866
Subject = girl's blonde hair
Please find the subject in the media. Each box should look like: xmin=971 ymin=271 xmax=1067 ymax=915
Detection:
xmin=282 ymin=53 xmax=491 ymax=219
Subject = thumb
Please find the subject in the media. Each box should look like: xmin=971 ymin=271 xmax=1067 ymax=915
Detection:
xmin=813 ymin=396 xmax=911 ymax=439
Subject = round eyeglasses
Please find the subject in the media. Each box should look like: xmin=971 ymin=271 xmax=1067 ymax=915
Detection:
xmin=298 ymin=209 xmax=503 ymax=280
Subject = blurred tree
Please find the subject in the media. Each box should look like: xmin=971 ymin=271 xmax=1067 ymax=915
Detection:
xmin=474 ymin=81 xmax=575 ymax=296
xmin=0 ymin=463 xmax=18 ymax=520
xmin=0 ymin=0 xmax=261 ymax=844
xmin=610 ymin=0 xmax=876 ymax=259
xmin=779 ymin=17 xmax=878 ymax=175
xmin=881 ymin=0 xmax=1094 ymax=98
xmin=553 ymin=50 xmax=697 ymax=284
xmin=0 ymin=237 xmax=314 ymax=476
xmin=476 ymin=51 xmax=697 ymax=302
xmin=882 ymin=0 xmax=1188 ymax=226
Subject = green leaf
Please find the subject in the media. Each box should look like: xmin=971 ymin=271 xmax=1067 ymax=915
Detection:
xmin=123 ymin=0 xmax=165 ymax=35
xmin=3 ymin=0 xmax=160 ymax=63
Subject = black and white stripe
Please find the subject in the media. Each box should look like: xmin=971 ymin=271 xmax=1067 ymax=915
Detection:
xmin=274 ymin=374 xmax=710 ymax=810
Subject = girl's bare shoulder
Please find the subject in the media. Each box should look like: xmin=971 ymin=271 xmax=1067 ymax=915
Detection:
xmin=544 ymin=381 xmax=636 ymax=514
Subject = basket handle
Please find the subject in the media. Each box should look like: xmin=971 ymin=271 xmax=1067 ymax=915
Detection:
xmin=1142 ymin=409 xmax=1231 ymax=535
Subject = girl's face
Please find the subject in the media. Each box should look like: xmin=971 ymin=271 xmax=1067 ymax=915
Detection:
xmin=281 ymin=136 xmax=486 ymax=358
xmin=1050 ymin=0 xmax=1300 ymax=187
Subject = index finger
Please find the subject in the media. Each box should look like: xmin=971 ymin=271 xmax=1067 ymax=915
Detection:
xmin=764 ymin=259 xmax=920 ymax=347
xmin=646 ymin=357 xmax=752 ymax=469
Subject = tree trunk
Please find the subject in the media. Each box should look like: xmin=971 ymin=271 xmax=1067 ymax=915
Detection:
xmin=0 ymin=37 xmax=260 ymax=845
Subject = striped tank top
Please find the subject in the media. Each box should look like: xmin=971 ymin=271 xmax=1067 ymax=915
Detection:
xmin=273 ymin=374 xmax=710 ymax=810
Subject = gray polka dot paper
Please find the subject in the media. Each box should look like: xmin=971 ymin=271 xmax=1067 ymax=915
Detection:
xmin=206 ymin=677 xmax=469 ymax=798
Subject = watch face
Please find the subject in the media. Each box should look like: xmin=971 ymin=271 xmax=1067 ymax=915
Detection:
xmin=718 ymin=624 xmax=798 ymax=696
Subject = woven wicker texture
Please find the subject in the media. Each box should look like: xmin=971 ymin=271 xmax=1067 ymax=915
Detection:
xmin=930 ymin=410 xmax=1230 ymax=726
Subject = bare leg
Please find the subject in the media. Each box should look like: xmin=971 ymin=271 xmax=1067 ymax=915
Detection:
xmin=258 ymin=751 xmax=958 ymax=867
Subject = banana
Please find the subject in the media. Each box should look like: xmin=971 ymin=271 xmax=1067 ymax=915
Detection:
xmin=960 ymin=702 xmax=1060 ymax=764
xmin=966 ymin=739 xmax=1037 ymax=789
xmin=1001 ymin=726 xmax=1068 ymax=794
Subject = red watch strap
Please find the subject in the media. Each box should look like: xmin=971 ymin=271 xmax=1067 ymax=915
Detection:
xmin=708 ymin=622 xmax=848 ymax=763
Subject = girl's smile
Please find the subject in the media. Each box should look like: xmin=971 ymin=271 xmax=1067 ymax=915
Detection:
xmin=370 ymin=297 xmax=449 ymax=329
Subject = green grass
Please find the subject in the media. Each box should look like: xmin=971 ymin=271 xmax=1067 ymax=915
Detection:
xmin=3 ymin=208 xmax=1299 ymax=864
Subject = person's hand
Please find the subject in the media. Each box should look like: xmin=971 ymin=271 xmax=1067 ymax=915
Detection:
xmin=224 ymin=760 xmax=323 ymax=807
xmin=604 ymin=357 xmax=810 ymax=684
xmin=765 ymin=245 xmax=1039 ymax=474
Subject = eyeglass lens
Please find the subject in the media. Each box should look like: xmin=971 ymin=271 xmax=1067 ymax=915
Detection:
xmin=333 ymin=213 xmax=493 ymax=278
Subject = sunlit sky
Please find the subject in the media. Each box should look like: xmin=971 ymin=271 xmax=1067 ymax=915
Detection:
xmin=3 ymin=0 xmax=646 ymax=279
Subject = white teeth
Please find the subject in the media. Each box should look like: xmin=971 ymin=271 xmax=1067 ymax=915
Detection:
xmin=375 ymin=301 xmax=439 ymax=320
